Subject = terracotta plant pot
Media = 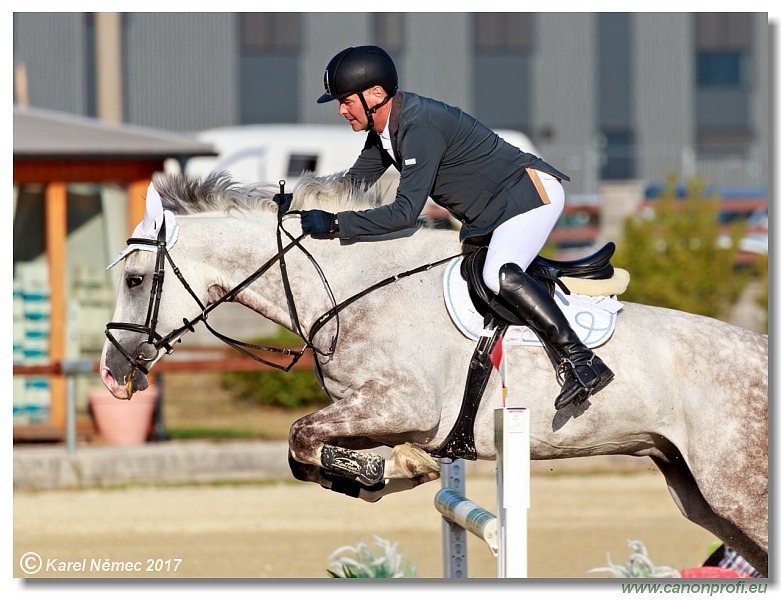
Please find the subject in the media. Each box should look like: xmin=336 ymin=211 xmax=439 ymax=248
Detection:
xmin=88 ymin=385 xmax=158 ymax=446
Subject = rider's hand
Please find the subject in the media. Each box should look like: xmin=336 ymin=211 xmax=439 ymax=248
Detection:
xmin=301 ymin=210 xmax=339 ymax=239
xmin=272 ymin=193 xmax=293 ymax=213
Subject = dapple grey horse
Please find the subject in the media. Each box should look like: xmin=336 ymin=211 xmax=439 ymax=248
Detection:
xmin=99 ymin=173 xmax=768 ymax=575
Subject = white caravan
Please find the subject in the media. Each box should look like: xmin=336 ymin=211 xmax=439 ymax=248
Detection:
xmin=177 ymin=124 xmax=539 ymax=202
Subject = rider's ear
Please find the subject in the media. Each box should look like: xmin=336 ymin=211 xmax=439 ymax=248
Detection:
xmin=368 ymin=85 xmax=387 ymax=102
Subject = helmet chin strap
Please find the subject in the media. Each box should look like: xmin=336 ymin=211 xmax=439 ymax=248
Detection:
xmin=358 ymin=90 xmax=394 ymax=131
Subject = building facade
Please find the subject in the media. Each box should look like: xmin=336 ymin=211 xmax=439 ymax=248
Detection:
xmin=13 ymin=12 xmax=771 ymax=197
xmin=11 ymin=12 xmax=771 ymax=430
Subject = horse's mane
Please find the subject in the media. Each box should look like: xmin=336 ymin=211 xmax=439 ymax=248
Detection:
xmin=152 ymin=172 xmax=279 ymax=215
xmin=290 ymin=173 xmax=386 ymax=211
xmin=152 ymin=171 xmax=385 ymax=216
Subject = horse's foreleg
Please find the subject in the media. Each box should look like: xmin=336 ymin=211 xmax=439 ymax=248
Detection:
xmin=287 ymin=450 xmax=439 ymax=502
xmin=287 ymin=390 xmax=441 ymax=495
xmin=291 ymin=433 xmax=440 ymax=486
xmin=319 ymin=441 xmax=441 ymax=484
xmin=317 ymin=435 xmax=441 ymax=479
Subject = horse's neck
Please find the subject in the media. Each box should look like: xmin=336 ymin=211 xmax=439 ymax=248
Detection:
xmin=189 ymin=215 xmax=458 ymax=335
xmin=238 ymin=223 xmax=455 ymax=332
xmin=290 ymin=230 xmax=456 ymax=328
xmin=183 ymin=215 xmax=296 ymax=329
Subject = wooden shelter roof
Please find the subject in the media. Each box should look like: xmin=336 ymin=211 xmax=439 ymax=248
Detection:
xmin=13 ymin=105 xmax=215 ymax=162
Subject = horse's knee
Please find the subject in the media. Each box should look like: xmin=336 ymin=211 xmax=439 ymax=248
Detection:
xmin=288 ymin=417 xmax=320 ymax=463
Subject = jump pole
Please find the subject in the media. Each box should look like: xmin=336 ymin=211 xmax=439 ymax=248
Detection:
xmin=436 ymin=406 xmax=530 ymax=578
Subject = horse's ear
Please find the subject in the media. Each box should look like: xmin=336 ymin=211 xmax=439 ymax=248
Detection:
xmin=140 ymin=182 xmax=165 ymax=234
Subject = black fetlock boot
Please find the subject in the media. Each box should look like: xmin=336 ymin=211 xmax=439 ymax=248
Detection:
xmin=493 ymin=263 xmax=615 ymax=410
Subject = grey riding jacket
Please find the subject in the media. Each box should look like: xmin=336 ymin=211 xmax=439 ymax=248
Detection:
xmin=336 ymin=91 xmax=569 ymax=242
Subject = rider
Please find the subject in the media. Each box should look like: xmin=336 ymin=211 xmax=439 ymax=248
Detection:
xmin=301 ymin=45 xmax=614 ymax=410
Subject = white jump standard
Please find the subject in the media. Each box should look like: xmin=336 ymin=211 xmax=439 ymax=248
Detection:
xmin=436 ymin=407 xmax=531 ymax=578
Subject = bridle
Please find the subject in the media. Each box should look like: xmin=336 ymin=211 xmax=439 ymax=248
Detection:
xmin=104 ymin=182 xmax=328 ymax=381
xmin=104 ymin=181 xmax=464 ymax=388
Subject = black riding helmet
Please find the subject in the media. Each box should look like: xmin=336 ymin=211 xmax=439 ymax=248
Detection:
xmin=317 ymin=45 xmax=398 ymax=130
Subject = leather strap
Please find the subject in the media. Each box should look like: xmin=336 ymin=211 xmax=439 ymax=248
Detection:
xmin=432 ymin=320 xmax=507 ymax=460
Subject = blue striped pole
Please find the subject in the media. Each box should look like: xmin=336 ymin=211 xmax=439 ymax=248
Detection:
xmin=435 ymin=488 xmax=498 ymax=557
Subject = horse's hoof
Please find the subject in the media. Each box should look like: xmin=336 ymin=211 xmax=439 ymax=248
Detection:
xmin=391 ymin=443 xmax=440 ymax=478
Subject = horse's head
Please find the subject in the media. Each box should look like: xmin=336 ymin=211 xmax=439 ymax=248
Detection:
xmin=100 ymin=170 xmax=395 ymax=398
xmin=99 ymin=185 xmax=194 ymax=398
xmin=100 ymin=173 xmax=280 ymax=399
xmin=101 ymin=247 xmax=171 ymax=398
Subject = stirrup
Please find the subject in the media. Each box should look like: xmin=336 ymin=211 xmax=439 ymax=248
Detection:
xmin=554 ymin=355 xmax=613 ymax=410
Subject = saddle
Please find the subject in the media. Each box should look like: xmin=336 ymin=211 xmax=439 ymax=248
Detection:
xmin=460 ymin=242 xmax=617 ymax=326
xmin=431 ymin=242 xmax=618 ymax=460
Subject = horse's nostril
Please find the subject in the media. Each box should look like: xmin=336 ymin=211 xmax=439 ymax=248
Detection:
xmin=100 ymin=366 xmax=118 ymax=390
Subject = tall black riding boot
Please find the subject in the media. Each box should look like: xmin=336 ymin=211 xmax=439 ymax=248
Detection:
xmin=494 ymin=263 xmax=614 ymax=410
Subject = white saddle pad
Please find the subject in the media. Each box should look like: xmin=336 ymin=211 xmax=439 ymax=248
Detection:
xmin=443 ymin=257 xmax=622 ymax=348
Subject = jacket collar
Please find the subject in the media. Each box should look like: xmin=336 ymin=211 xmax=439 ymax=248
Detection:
xmin=388 ymin=90 xmax=403 ymax=141
xmin=384 ymin=91 xmax=404 ymax=164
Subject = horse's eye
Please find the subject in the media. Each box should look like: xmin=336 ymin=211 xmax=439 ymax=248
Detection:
xmin=127 ymin=275 xmax=143 ymax=288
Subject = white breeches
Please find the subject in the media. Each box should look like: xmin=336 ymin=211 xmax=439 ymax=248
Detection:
xmin=482 ymin=170 xmax=565 ymax=294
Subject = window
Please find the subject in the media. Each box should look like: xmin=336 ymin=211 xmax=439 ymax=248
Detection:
xmin=373 ymin=13 xmax=403 ymax=54
xmin=473 ymin=13 xmax=533 ymax=131
xmin=599 ymin=131 xmax=635 ymax=181
xmin=238 ymin=13 xmax=302 ymax=123
xmin=474 ymin=13 xmax=533 ymax=52
xmin=287 ymin=154 xmax=317 ymax=177
xmin=597 ymin=14 xmax=635 ymax=180
xmin=694 ymin=13 xmax=753 ymax=156
xmin=85 ymin=14 xmax=97 ymax=117
xmin=696 ymin=51 xmax=750 ymax=88
xmin=240 ymin=13 xmax=301 ymax=52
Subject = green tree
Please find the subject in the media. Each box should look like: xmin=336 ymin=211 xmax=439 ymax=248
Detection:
xmin=613 ymin=176 xmax=750 ymax=319
xmin=752 ymin=254 xmax=769 ymax=333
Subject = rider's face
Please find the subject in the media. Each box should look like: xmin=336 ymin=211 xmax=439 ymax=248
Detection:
xmin=337 ymin=93 xmax=369 ymax=131
xmin=337 ymin=86 xmax=389 ymax=132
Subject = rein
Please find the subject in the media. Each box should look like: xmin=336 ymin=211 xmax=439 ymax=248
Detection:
xmin=105 ymin=182 xmax=465 ymax=384
xmin=307 ymin=252 xmax=461 ymax=343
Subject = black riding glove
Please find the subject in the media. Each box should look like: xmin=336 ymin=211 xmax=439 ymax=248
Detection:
xmin=272 ymin=193 xmax=293 ymax=213
xmin=301 ymin=210 xmax=339 ymax=239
